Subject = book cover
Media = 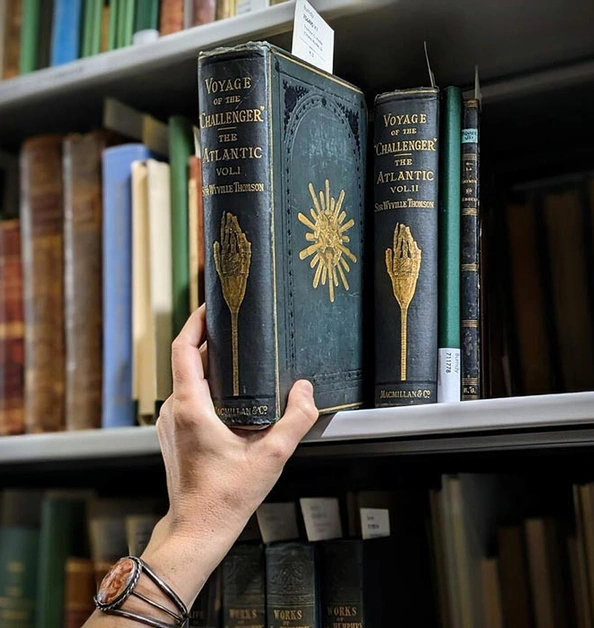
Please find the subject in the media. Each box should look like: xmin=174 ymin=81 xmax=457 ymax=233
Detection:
xmin=266 ymin=542 xmax=319 ymax=628
xmin=461 ymin=98 xmax=481 ymax=400
xmin=102 ymin=143 xmax=151 ymax=428
xmin=373 ymin=87 xmax=439 ymax=406
xmin=169 ymin=115 xmax=193 ymax=336
xmin=221 ymin=543 xmax=265 ymax=628
xmin=50 ymin=0 xmax=83 ymax=66
xmin=0 ymin=220 xmax=25 ymax=436
xmin=19 ymin=0 xmax=40 ymax=73
xmin=438 ymin=86 xmax=461 ymax=403
xmin=198 ymin=42 xmax=366 ymax=427
xmin=3 ymin=0 xmax=23 ymax=79
xmin=63 ymin=132 xmax=105 ymax=431
xmin=20 ymin=135 xmax=65 ymax=433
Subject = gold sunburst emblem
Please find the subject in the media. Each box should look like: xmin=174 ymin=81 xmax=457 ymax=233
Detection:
xmin=297 ymin=180 xmax=357 ymax=303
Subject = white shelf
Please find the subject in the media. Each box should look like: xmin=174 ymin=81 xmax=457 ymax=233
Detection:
xmin=2 ymin=392 xmax=594 ymax=465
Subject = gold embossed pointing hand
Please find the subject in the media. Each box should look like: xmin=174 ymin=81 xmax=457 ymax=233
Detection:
xmin=214 ymin=212 xmax=252 ymax=396
xmin=385 ymin=223 xmax=422 ymax=381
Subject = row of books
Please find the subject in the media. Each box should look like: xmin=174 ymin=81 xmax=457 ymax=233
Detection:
xmin=0 ymin=0 xmax=288 ymax=80
xmin=5 ymin=475 xmax=594 ymax=628
xmin=0 ymin=97 xmax=202 ymax=435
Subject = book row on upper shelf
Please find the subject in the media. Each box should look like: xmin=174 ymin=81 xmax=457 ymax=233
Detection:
xmin=4 ymin=472 xmax=594 ymax=627
xmin=0 ymin=0 xmax=288 ymax=81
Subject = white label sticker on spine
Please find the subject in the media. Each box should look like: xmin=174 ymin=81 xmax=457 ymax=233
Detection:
xmin=360 ymin=508 xmax=391 ymax=540
xmin=437 ymin=347 xmax=461 ymax=403
xmin=256 ymin=502 xmax=300 ymax=544
xmin=291 ymin=0 xmax=334 ymax=74
xmin=300 ymin=497 xmax=343 ymax=542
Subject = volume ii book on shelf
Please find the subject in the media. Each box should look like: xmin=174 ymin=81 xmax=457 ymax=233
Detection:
xmin=198 ymin=42 xmax=367 ymax=427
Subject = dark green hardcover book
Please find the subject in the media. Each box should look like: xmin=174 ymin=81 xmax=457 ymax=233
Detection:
xmin=373 ymin=87 xmax=439 ymax=406
xmin=437 ymin=86 xmax=461 ymax=403
xmin=266 ymin=542 xmax=319 ymax=628
xmin=19 ymin=0 xmax=40 ymax=74
xmin=134 ymin=0 xmax=159 ymax=34
xmin=222 ymin=543 xmax=265 ymax=628
xmin=35 ymin=494 xmax=88 ymax=628
xmin=0 ymin=528 xmax=39 ymax=628
xmin=82 ymin=0 xmax=102 ymax=57
xmin=116 ymin=0 xmax=134 ymax=47
xmin=108 ymin=0 xmax=118 ymax=50
xmin=460 ymin=99 xmax=481 ymax=400
xmin=198 ymin=42 xmax=366 ymax=427
xmin=189 ymin=568 xmax=221 ymax=628
xmin=169 ymin=115 xmax=193 ymax=337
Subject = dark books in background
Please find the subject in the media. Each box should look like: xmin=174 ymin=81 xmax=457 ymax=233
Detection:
xmin=20 ymin=135 xmax=66 ymax=433
xmin=64 ymin=557 xmax=95 ymax=628
xmin=221 ymin=543 xmax=265 ymax=628
xmin=198 ymin=42 xmax=366 ymax=427
xmin=3 ymin=0 xmax=23 ymax=79
xmin=461 ymin=98 xmax=482 ymax=400
xmin=63 ymin=132 xmax=105 ymax=431
xmin=266 ymin=542 xmax=319 ymax=628
xmin=437 ymin=86 xmax=461 ymax=403
xmin=373 ymin=87 xmax=439 ymax=407
xmin=189 ymin=568 xmax=221 ymax=628
xmin=0 ymin=220 xmax=25 ymax=436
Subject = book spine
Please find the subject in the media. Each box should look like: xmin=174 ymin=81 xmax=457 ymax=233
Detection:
xmin=0 ymin=528 xmax=39 ymax=628
xmin=3 ymin=0 xmax=23 ymax=79
xmin=50 ymin=0 xmax=83 ymax=66
xmin=437 ymin=87 xmax=461 ymax=403
xmin=134 ymin=0 xmax=159 ymax=34
xmin=19 ymin=0 xmax=40 ymax=73
xmin=216 ymin=0 xmax=236 ymax=20
xmin=36 ymin=0 xmax=54 ymax=68
xmin=63 ymin=133 xmax=104 ymax=430
xmin=0 ymin=220 xmax=25 ymax=436
xmin=20 ymin=135 xmax=65 ymax=433
xmin=373 ymin=88 xmax=439 ymax=406
xmin=64 ymin=557 xmax=95 ymax=628
xmin=198 ymin=46 xmax=278 ymax=427
xmin=266 ymin=542 xmax=319 ymax=628
xmin=189 ymin=569 xmax=221 ymax=628
xmin=191 ymin=0 xmax=216 ymax=25
xmin=188 ymin=155 xmax=205 ymax=310
xmin=159 ymin=0 xmax=184 ymax=34
xmin=460 ymin=99 xmax=481 ymax=400
xmin=222 ymin=544 xmax=265 ymax=628
xmin=108 ymin=0 xmax=118 ymax=50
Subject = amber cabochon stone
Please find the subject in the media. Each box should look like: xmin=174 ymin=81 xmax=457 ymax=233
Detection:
xmin=96 ymin=557 xmax=137 ymax=606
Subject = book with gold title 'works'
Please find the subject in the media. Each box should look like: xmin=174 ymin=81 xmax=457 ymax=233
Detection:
xmin=198 ymin=42 xmax=366 ymax=427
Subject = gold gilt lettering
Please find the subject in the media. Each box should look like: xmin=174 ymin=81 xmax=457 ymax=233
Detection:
xmin=376 ymin=170 xmax=433 ymax=183
xmin=273 ymin=609 xmax=304 ymax=621
xmin=374 ymin=139 xmax=436 ymax=155
xmin=379 ymin=389 xmax=432 ymax=399
xmin=328 ymin=606 xmax=358 ymax=617
xmin=215 ymin=405 xmax=269 ymax=416
xmin=204 ymin=76 xmax=252 ymax=94
xmin=382 ymin=113 xmax=427 ymax=126
xmin=202 ymin=146 xmax=263 ymax=163
xmin=199 ymin=108 xmax=264 ymax=129
xmin=229 ymin=609 xmax=258 ymax=619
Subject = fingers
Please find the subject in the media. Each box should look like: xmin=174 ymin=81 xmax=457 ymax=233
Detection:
xmin=171 ymin=305 xmax=207 ymax=397
xmin=265 ymin=380 xmax=319 ymax=454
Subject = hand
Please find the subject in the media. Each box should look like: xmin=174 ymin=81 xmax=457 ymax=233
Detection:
xmin=142 ymin=305 xmax=319 ymax=607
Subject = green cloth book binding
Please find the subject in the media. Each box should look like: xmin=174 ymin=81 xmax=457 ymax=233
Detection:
xmin=19 ymin=0 xmax=40 ymax=74
xmin=35 ymin=494 xmax=88 ymax=628
xmin=437 ymin=86 xmax=462 ymax=402
xmin=117 ymin=0 xmax=135 ymax=47
xmin=169 ymin=115 xmax=194 ymax=336
xmin=133 ymin=0 xmax=159 ymax=43
xmin=82 ymin=0 xmax=103 ymax=57
xmin=0 ymin=528 xmax=40 ymax=628
xmin=108 ymin=0 xmax=119 ymax=49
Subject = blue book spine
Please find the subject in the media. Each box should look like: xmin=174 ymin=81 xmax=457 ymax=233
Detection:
xmin=102 ymin=144 xmax=150 ymax=428
xmin=50 ymin=0 xmax=83 ymax=66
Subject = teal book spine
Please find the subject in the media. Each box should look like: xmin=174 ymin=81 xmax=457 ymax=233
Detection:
xmin=169 ymin=115 xmax=193 ymax=337
xmin=437 ymin=86 xmax=461 ymax=402
xmin=198 ymin=42 xmax=366 ymax=427
xmin=0 ymin=528 xmax=39 ymax=628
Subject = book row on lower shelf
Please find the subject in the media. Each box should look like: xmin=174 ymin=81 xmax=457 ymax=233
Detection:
xmin=4 ymin=473 xmax=594 ymax=628
xmin=2 ymin=41 xmax=594 ymax=435
xmin=1 ymin=0 xmax=288 ymax=80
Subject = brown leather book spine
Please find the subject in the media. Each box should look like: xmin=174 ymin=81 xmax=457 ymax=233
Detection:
xmin=3 ymin=0 xmax=23 ymax=79
xmin=191 ymin=0 xmax=216 ymax=25
xmin=63 ymin=133 xmax=105 ymax=431
xmin=20 ymin=135 xmax=65 ymax=433
xmin=64 ymin=557 xmax=95 ymax=628
xmin=189 ymin=155 xmax=205 ymax=307
xmin=0 ymin=220 xmax=25 ymax=435
xmin=159 ymin=0 xmax=184 ymax=35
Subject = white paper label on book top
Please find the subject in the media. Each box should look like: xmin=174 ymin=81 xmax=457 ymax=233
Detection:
xmin=236 ymin=0 xmax=269 ymax=15
xmin=437 ymin=348 xmax=461 ymax=403
xmin=291 ymin=0 xmax=334 ymax=74
xmin=360 ymin=508 xmax=391 ymax=540
xmin=300 ymin=497 xmax=343 ymax=542
xmin=256 ymin=502 xmax=300 ymax=544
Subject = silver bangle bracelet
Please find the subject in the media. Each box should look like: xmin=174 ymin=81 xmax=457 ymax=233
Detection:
xmin=94 ymin=556 xmax=189 ymax=628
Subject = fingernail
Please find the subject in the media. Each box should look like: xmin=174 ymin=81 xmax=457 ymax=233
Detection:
xmin=297 ymin=379 xmax=314 ymax=395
